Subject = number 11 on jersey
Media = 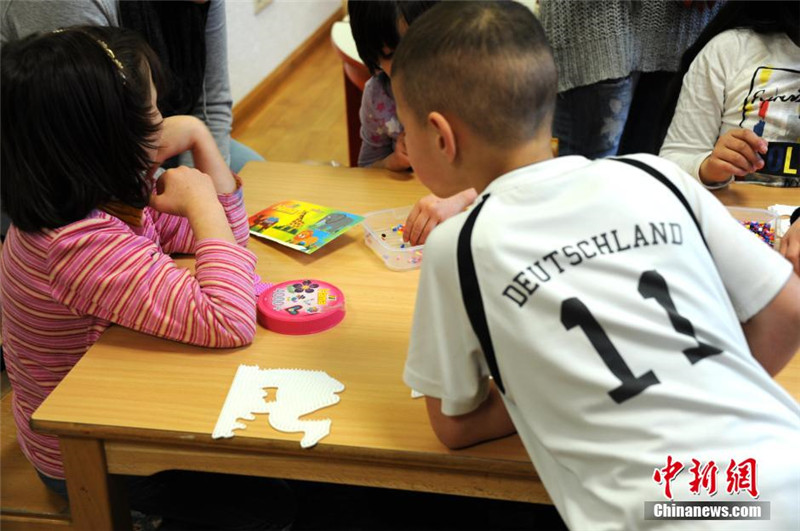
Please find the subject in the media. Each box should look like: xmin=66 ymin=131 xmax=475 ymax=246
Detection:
xmin=561 ymin=270 xmax=722 ymax=404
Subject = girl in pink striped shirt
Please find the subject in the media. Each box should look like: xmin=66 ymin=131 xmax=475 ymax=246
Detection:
xmin=0 ymin=27 xmax=294 ymax=528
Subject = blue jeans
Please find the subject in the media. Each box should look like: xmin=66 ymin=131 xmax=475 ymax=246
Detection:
xmin=553 ymin=76 xmax=636 ymax=159
xmin=1 ymin=211 xmax=9 ymax=239
xmin=230 ymin=138 xmax=264 ymax=174
xmin=162 ymin=138 xmax=264 ymax=173
xmin=553 ymin=71 xmax=677 ymax=159
xmin=37 ymin=469 xmax=69 ymax=499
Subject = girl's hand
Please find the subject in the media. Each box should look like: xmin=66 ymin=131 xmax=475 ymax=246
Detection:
xmin=393 ymin=132 xmax=410 ymax=167
xmin=404 ymin=188 xmax=478 ymax=246
xmin=374 ymin=132 xmax=411 ymax=172
xmin=155 ymin=116 xmax=206 ymax=165
xmin=699 ymin=129 xmax=768 ymax=186
xmin=780 ymin=219 xmax=800 ymax=275
xmin=156 ymin=116 xmax=236 ymax=194
xmin=149 ymin=166 xmax=236 ymax=243
xmin=149 ymin=166 xmax=219 ymax=218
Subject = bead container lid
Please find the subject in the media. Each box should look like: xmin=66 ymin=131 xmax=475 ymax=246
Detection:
xmin=257 ymin=279 xmax=345 ymax=335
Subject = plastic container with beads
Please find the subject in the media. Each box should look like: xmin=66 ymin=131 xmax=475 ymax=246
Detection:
xmin=363 ymin=206 xmax=424 ymax=271
xmin=726 ymin=206 xmax=778 ymax=248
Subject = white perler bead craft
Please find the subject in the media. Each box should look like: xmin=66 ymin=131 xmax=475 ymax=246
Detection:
xmin=212 ymin=365 xmax=344 ymax=448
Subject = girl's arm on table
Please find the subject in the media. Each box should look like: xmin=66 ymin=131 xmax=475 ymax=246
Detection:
xmin=48 ymin=212 xmax=257 ymax=349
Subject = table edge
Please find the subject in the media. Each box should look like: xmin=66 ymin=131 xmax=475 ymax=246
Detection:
xmin=32 ymin=419 xmax=537 ymax=477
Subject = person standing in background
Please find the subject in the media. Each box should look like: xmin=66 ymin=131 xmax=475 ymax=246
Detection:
xmin=0 ymin=0 xmax=265 ymax=239
xmin=0 ymin=0 xmax=263 ymax=174
xmin=539 ymin=0 xmax=723 ymax=159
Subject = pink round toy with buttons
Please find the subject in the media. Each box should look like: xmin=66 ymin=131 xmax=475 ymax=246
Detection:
xmin=257 ymin=279 xmax=345 ymax=335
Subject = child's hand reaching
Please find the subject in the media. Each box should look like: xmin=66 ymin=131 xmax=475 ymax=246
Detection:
xmin=149 ymin=166 xmax=236 ymax=243
xmin=404 ymin=188 xmax=478 ymax=246
xmin=699 ymin=129 xmax=768 ymax=186
xmin=780 ymin=220 xmax=800 ymax=275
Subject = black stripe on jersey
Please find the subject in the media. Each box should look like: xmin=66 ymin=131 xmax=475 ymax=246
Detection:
xmin=457 ymin=193 xmax=505 ymax=394
xmin=614 ymin=157 xmax=710 ymax=252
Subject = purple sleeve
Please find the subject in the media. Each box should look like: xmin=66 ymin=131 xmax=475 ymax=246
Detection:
xmin=357 ymin=76 xmax=403 ymax=167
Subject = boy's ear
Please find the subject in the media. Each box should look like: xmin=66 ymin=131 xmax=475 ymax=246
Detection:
xmin=427 ymin=112 xmax=457 ymax=163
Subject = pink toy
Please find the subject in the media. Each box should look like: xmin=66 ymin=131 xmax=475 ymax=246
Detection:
xmin=257 ymin=279 xmax=345 ymax=335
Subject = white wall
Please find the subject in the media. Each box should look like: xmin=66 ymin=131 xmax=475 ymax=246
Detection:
xmin=225 ymin=0 xmax=340 ymax=103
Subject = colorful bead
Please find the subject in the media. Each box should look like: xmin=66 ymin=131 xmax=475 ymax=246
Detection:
xmin=740 ymin=220 xmax=775 ymax=247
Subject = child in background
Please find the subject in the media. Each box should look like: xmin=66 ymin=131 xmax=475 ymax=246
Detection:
xmin=0 ymin=27 xmax=293 ymax=528
xmin=659 ymin=1 xmax=800 ymax=273
xmin=0 ymin=0 xmax=262 ymax=173
xmin=348 ymin=0 xmax=436 ymax=170
xmin=349 ymin=0 xmax=476 ymax=245
xmin=395 ymin=3 xmax=800 ymax=530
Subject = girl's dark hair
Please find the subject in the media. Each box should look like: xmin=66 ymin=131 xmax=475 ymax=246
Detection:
xmin=119 ymin=1 xmax=210 ymax=117
xmin=348 ymin=0 xmax=438 ymax=76
xmin=657 ymin=1 xmax=800 ymax=150
xmin=1 ymin=26 xmax=165 ymax=232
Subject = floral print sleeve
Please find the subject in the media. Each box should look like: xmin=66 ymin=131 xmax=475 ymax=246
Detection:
xmin=357 ymin=75 xmax=403 ymax=167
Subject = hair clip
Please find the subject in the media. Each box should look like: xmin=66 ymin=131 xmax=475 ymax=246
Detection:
xmin=93 ymin=38 xmax=127 ymax=83
xmin=52 ymin=29 xmax=127 ymax=83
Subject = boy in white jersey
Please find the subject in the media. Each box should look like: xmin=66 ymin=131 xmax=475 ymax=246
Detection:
xmin=394 ymin=3 xmax=800 ymax=530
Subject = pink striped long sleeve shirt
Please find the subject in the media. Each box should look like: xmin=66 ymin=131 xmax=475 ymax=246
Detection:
xmin=0 ymin=186 xmax=256 ymax=480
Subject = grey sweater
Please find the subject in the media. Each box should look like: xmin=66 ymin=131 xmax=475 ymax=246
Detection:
xmin=1 ymin=0 xmax=234 ymax=165
xmin=539 ymin=0 xmax=723 ymax=93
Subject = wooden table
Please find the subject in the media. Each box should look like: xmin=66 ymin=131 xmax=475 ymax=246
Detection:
xmin=32 ymin=162 xmax=541 ymax=530
xmin=31 ymin=162 xmax=800 ymax=529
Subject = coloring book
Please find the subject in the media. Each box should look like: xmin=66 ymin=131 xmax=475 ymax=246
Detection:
xmin=249 ymin=200 xmax=364 ymax=254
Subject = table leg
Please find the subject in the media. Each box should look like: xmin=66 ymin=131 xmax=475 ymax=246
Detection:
xmin=60 ymin=436 xmax=132 ymax=530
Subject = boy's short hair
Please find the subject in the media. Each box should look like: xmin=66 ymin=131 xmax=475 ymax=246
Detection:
xmin=348 ymin=0 xmax=438 ymax=76
xmin=393 ymin=1 xmax=557 ymax=147
xmin=1 ymin=26 xmax=165 ymax=232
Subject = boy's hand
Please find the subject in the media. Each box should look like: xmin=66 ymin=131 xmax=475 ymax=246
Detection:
xmin=404 ymin=188 xmax=478 ymax=246
xmin=780 ymin=220 xmax=800 ymax=275
xmin=699 ymin=129 xmax=768 ymax=186
xmin=149 ymin=166 xmax=220 ymax=218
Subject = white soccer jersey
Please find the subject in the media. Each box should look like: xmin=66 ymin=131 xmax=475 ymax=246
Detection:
xmin=405 ymin=154 xmax=800 ymax=531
